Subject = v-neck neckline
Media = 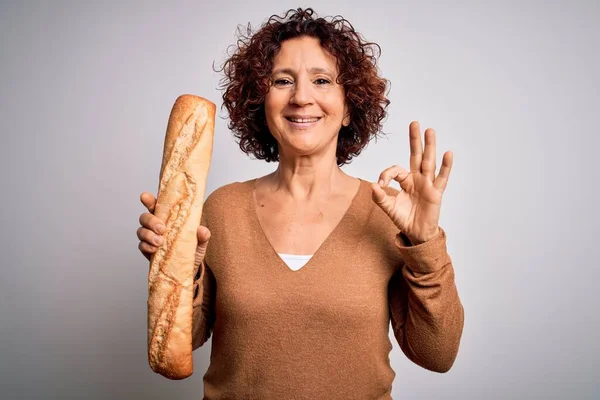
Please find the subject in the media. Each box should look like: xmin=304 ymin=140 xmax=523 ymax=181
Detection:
xmin=248 ymin=177 xmax=367 ymax=273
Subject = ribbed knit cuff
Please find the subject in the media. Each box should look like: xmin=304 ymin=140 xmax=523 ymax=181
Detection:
xmin=394 ymin=226 xmax=451 ymax=274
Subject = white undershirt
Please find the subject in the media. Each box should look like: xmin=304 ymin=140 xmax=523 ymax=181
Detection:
xmin=277 ymin=253 xmax=313 ymax=271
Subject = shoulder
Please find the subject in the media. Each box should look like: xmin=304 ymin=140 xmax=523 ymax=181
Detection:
xmin=205 ymin=179 xmax=253 ymax=206
xmin=202 ymin=179 xmax=254 ymax=221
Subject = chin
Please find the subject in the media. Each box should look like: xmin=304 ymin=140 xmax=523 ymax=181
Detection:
xmin=280 ymin=140 xmax=320 ymax=156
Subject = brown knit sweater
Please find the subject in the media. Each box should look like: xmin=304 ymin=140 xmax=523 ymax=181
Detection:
xmin=191 ymin=178 xmax=464 ymax=399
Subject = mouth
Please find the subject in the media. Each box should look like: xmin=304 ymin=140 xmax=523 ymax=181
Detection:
xmin=284 ymin=116 xmax=322 ymax=130
xmin=285 ymin=116 xmax=322 ymax=123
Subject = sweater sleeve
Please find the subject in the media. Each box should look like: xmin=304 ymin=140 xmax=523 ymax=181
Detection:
xmin=388 ymin=226 xmax=464 ymax=372
xmin=191 ymin=259 xmax=216 ymax=351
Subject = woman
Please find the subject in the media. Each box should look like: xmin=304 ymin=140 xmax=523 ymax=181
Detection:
xmin=137 ymin=8 xmax=464 ymax=399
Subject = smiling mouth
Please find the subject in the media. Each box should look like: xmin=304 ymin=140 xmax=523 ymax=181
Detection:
xmin=285 ymin=117 xmax=322 ymax=123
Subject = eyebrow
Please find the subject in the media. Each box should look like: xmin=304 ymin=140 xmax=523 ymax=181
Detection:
xmin=272 ymin=67 xmax=335 ymax=75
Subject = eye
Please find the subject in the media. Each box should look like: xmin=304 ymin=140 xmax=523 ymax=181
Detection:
xmin=314 ymin=78 xmax=331 ymax=85
xmin=273 ymin=78 xmax=292 ymax=86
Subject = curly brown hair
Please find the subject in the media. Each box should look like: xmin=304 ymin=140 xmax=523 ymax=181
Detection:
xmin=217 ymin=7 xmax=390 ymax=166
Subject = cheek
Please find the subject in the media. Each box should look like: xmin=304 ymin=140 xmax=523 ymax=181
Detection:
xmin=264 ymin=94 xmax=283 ymax=121
xmin=323 ymin=94 xmax=347 ymax=117
xmin=264 ymin=95 xmax=273 ymax=115
xmin=263 ymin=99 xmax=279 ymax=136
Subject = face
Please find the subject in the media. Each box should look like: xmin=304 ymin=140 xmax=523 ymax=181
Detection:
xmin=264 ymin=36 xmax=349 ymax=160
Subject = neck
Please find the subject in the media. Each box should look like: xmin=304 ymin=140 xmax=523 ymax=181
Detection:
xmin=268 ymin=153 xmax=348 ymax=201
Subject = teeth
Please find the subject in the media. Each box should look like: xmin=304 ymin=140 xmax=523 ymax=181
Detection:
xmin=289 ymin=117 xmax=319 ymax=123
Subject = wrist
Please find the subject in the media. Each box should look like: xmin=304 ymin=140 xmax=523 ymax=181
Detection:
xmin=405 ymin=226 xmax=440 ymax=245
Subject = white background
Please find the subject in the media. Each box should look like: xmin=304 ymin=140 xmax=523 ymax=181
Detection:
xmin=1 ymin=1 xmax=598 ymax=398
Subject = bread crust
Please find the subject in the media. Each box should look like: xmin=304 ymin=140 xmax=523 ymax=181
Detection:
xmin=147 ymin=94 xmax=215 ymax=379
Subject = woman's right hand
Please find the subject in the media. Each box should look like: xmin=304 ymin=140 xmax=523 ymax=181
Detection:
xmin=138 ymin=192 xmax=211 ymax=269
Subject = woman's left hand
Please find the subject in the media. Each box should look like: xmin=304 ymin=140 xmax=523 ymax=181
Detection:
xmin=371 ymin=121 xmax=453 ymax=245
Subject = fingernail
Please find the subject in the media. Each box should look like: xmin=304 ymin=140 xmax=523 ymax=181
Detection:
xmin=156 ymin=224 xmax=165 ymax=234
xmin=154 ymin=236 xmax=163 ymax=246
xmin=378 ymin=179 xmax=384 ymax=186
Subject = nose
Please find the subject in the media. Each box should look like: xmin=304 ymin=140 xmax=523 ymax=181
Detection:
xmin=289 ymin=77 xmax=313 ymax=106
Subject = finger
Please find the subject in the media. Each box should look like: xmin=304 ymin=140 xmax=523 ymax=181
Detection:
xmin=138 ymin=241 xmax=158 ymax=261
xmin=433 ymin=151 xmax=453 ymax=192
xmin=137 ymin=226 xmax=164 ymax=247
xmin=409 ymin=121 xmax=424 ymax=173
xmin=197 ymin=225 xmax=211 ymax=244
xmin=377 ymin=165 xmax=411 ymax=190
xmin=421 ymin=128 xmax=436 ymax=182
xmin=139 ymin=212 xmax=167 ymax=235
xmin=194 ymin=226 xmax=212 ymax=267
xmin=140 ymin=192 xmax=157 ymax=214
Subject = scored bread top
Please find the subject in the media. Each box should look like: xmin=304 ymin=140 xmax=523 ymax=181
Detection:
xmin=159 ymin=95 xmax=216 ymax=184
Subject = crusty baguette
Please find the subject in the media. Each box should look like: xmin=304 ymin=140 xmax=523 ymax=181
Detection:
xmin=147 ymin=94 xmax=215 ymax=380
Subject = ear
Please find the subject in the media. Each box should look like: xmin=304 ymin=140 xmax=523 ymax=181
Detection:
xmin=342 ymin=105 xmax=350 ymax=127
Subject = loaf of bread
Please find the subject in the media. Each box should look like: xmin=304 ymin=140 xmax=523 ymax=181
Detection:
xmin=147 ymin=94 xmax=215 ymax=380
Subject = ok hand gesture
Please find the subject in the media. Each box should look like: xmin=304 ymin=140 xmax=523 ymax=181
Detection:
xmin=371 ymin=121 xmax=453 ymax=244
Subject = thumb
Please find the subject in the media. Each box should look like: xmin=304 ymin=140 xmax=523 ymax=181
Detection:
xmin=371 ymin=182 xmax=389 ymax=205
xmin=194 ymin=225 xmax=211 ymax=267
xmin=371 ymin=182 xmax=397 ymax=218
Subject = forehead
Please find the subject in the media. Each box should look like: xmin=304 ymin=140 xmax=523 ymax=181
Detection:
xmin=272 ymin=36 xmax=338 ymax=72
